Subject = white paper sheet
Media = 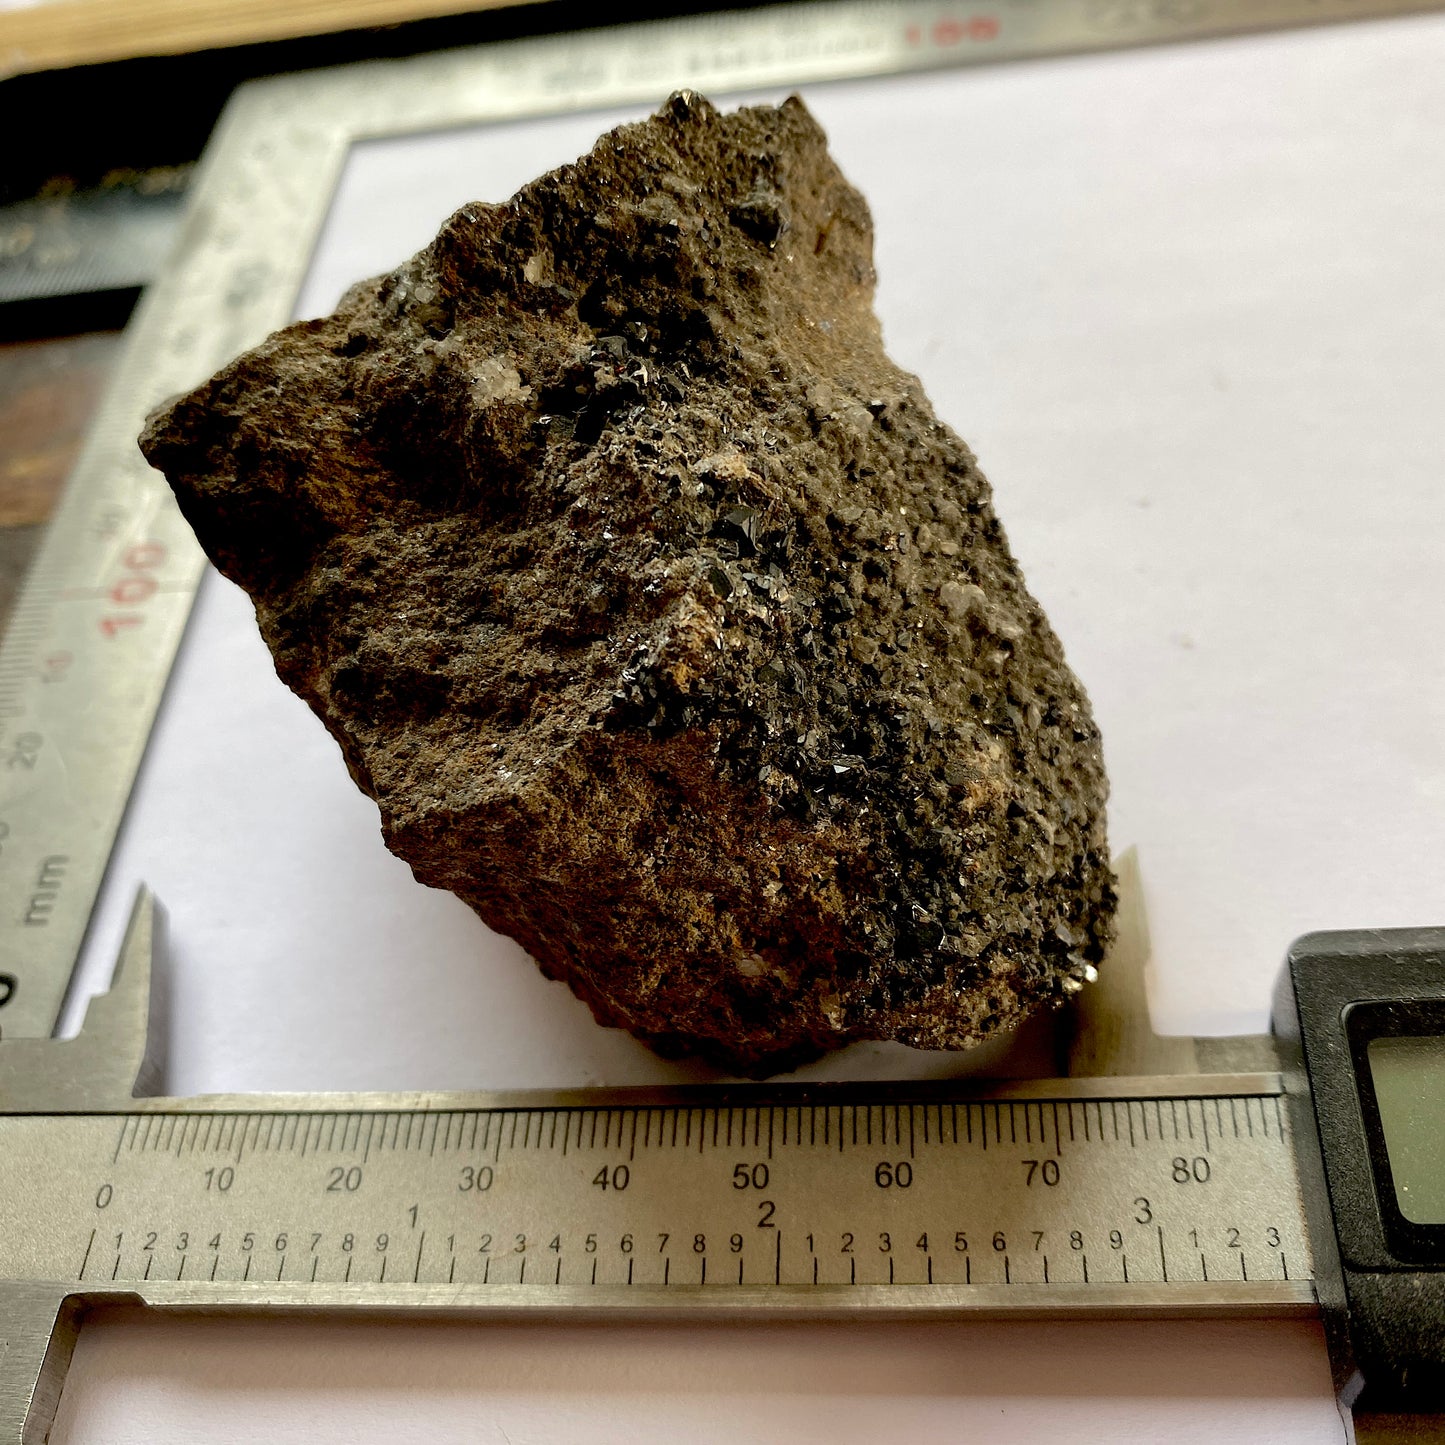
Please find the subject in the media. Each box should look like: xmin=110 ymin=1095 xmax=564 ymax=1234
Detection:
xmin=54 ymin=13 xmax=1445 ymax=1440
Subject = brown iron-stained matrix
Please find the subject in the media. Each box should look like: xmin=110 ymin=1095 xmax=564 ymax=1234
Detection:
xmin=140 ymin=93 xmax=1114 ymax=1074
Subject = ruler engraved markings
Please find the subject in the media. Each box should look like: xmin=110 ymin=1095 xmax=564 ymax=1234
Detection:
xmin=21 ymin=853 xmax=69 ymax=927
xmin=0 ymin=1097 xmax=1309 ymax=1292
xmin=77 ymin=1227 xmax=96 ymax=1280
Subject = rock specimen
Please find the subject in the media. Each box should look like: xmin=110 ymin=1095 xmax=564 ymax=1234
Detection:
xmin=140 ymin=93 xmax=1115 ymax=1074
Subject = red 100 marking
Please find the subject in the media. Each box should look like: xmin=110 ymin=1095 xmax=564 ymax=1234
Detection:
xmin=904 ymin=14 xmax=1000 ymax=47
xmin=99 ymin=542 xmax=167 ymax=638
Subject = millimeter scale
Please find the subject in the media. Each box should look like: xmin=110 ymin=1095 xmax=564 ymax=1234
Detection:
xmin=3 ymin=1 xmax=1445 ymax=1441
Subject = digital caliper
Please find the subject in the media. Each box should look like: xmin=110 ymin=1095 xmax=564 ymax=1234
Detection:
xmin=1277 ymin=929 xmax=1445 ymax=1435
xmin=2 ymin=873 xmax=1443 ymax=1443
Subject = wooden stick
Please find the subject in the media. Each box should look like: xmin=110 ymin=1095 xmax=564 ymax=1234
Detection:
xmin=0 ymin=0 xmax=545 ymax=80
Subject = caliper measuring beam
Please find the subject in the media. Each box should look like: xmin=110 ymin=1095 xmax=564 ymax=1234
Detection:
xmin=3 ymin=868 xmax=1444 ymax=1442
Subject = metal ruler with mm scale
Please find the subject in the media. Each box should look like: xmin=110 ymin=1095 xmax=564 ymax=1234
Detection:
xmin=3 ymin=3 xmax=1445 ymax=1443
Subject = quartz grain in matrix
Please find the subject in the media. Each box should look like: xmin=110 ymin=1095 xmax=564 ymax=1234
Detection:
xmin=140 ymin=93 xmax=1115 ymax=1074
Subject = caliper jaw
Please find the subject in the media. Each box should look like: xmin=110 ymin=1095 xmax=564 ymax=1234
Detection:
xmin=0 ymin=889 xmax=162 ymax=1442
xmin=0 ymin=888 xmax=165 ymax=1114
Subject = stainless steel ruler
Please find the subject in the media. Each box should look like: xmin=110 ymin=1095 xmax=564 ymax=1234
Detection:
xmin=0 ymin=0 xmax=1439 ymax=1043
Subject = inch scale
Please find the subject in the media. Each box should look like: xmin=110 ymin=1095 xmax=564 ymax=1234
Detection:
xmin=2 ymin=1 xmax=1444 ymax=1442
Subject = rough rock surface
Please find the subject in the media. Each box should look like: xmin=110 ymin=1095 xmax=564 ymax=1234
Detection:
xmin=140 ymin=93 xmax=1115 ymax=1074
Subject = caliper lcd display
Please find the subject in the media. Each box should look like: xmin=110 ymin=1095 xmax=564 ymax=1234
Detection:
xmin=1367 ymin=1035 xmax=1445 ymax=1225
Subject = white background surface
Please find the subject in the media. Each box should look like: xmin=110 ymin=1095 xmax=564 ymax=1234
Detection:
xmin=52 ymin=11 xmax=1445 ymax=1441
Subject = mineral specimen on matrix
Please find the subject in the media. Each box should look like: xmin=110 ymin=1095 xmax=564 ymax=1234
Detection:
xmin=140 ymin=92 xmax=1116 ymax=1075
